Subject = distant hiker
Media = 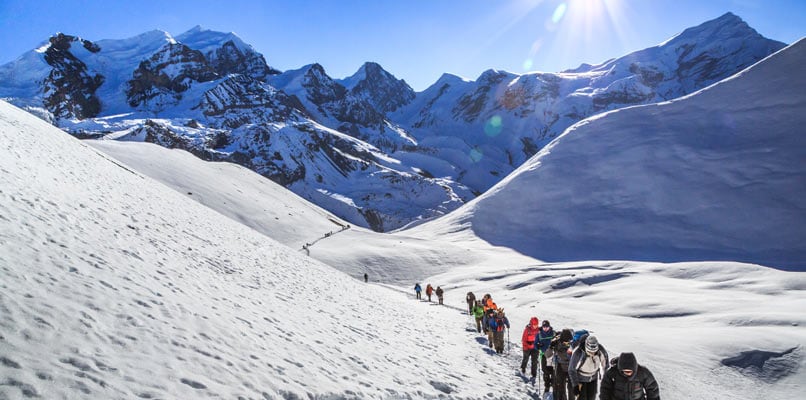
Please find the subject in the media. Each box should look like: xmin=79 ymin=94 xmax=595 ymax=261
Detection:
xmin=600 ymin=352 xmax=660 ymax=400
xmin=435 ymin=286 xmax=444 ymax=305
xmin=472 ymin=300 xmax=485 ymax=333
xmin=537 ymin=320 xmax=556 ymax=393
xmin=550 ymin=328 xmax=574 ymax=400
xmin=426 ymin=284 xmax=434 ymax=302
xmin=364 ymin=273 xmax=368 ymax=283
xmin=414 ymin=283 xmax=422 ymax=300
xmin=466 ymin=291 xmax=476 ymax=314
xmin=484 ymin=308 xmax=497 ymax=345
xmin=481 ymin=293 xmax=491 ymax=307
xmin=569 ymin=335 xmax=609 ymax=400
xmin=520 ymin=317 xmax=540 ymax=379
xmin=488 ymin=308 xmax=510 ymax=354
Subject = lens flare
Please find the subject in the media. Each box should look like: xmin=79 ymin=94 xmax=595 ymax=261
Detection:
xmin=523 ymin=59 xmax=534 ymax=70
xmin=552 ymin=3 xmax=567 ymax=23
xmin=484 ymin=115 xmax=503 ymax=137
xmin=469 ymin=147 xmax=483 ymax=162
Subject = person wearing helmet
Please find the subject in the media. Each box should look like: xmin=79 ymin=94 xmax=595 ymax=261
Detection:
xmin=600 ymin=352 xmax=660 ymax=400
xmin=520 ymin=317 xmax=540 ymax=379
xmin=568 ymin=335 xmax=609 ymax=400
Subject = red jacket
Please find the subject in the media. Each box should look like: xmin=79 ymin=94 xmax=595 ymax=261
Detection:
xmin=521 ymin=317 xmax=540 ymax=350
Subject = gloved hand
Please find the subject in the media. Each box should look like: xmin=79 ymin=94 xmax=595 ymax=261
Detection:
xmin=574 ymin=385 xmax=582 ymax=396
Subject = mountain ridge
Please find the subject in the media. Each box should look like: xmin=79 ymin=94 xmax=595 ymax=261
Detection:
xmin=0 ymin=13 xmax=787 ymax=232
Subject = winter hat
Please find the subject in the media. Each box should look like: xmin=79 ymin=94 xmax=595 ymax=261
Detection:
xmin=530 ymin=317 xmax=539 ymax=326
xmin=618 ymin=352 xmax=638 ymax=372
xmin=585 ymin=335 xmax=599 ymax=353
xmin=559 ymin=329 xmax=573 ymax=342
xmin=542 ymin=320 xmax=551 ymax=327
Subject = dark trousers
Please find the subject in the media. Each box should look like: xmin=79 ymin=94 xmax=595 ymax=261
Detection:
xmin=577 ymin=380 xmax=597 ymax=400
xmin=493 ymin=330 xmax=505 ymax=353
xmin=438 ymin=296 xmax=443 ymax=305
xmin=540 ymin=352 xmax=555 ymax=390
xmin=475 ymin=317 xmax=482 ymax=333
xmin=427 ymin=293 xmax=432 ymax=301
xmin=521 ymin=348 xmax=539 ymax=377
xmin=553 ymin=364 xmax=570 ymax=400
xmin=416 ymin=291 xmax=421 ymax=299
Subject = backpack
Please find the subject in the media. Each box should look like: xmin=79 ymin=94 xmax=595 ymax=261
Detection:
xmin=571 ymin=329 xmax=589 ymax=350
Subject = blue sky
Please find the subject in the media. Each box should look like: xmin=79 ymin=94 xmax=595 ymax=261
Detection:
xmin=0 ymin=0 xmax=803 ymax=91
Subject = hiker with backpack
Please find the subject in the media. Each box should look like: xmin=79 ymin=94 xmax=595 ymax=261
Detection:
xmin=550 ymin=328 xmax=574 ymax=400
xmin=414 ymin=283 xmax=422 ymax=300
xmin=600 ymin=352 xmax=660 ymax=400
xmin=472 ymin=300 xmax=485 ymax=333
xmin=435 ymin=286 xmax=444 ymax=305
xmin=466 ymin=291 xmax=476 ymax=314
xmin=520 ymin=317 xmax=540 ymax=379
xmin=484 ymin=308 xmax=497 ymax=347
xmin=569 ymin=335 xmax=609 ymax=400
xmin=537 ymin=320 xmax=556 ymax=393
xmin=426 ymin=284 xmax=434 ymax=302
xmin=488 ymin=308 xmax=510 ymax=354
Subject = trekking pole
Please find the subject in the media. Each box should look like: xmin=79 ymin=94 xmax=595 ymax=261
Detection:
xmin=506 ymin=328 xmax=511 ymax=354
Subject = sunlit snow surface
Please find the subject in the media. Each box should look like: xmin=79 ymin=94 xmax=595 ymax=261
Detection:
xmin=2 ymin=40 xmax=806 ymax=399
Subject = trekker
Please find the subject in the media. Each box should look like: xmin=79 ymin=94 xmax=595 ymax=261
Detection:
xmin=436 ymin=286 xmax=444 ymax=305
xmin=426 ymin=284 xmax=434 ymax=302
xmin=414 ymin=283 xmax=422 ymax=300
xmin=569 ymin=335 xmax=609 ymax=400
xmin=466 ymin=291 xmax=476 ymax=314
xmin=550 ymin=328 xmax=574 ymax=400
xmin=472 ymin=300 xmax=485 ymax=333
xmin=364 ymin=273 xmax=368 ymax=283
xmin=520 ymin=317 xmax=540 ymax=379
xmin=488 ymin=309 xmax=510 ymax=354
xmin=537 ymin=320 xmax=556 ymax=393
xmin=600 ymin=352 xmax=660 ymax=400
xmin=484 ymin=308 xmax=497 ymax=347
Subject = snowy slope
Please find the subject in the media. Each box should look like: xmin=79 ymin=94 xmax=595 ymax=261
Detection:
xmin=3 ymin=98 xmax=805 ymax=399
xmin=418 ymin=39 xmax=806 ymax=271
xmin=430 ymin=260 xmax=806 ymax=399
xmin=85 ymin=139 xmax=537 ymax=284
xmin=0 ymin=100 xmax=531 ymax=399
xmin=86 ymin=140 xmax=345 ymax=249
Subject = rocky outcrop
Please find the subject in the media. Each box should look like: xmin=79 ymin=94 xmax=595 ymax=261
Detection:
xmin=42 ymin=33 xmax=104 ymax=120
xmin=126 ymin=43 xmax=218 ymax=110
xmin=206 ymin=40 xmax=281 ymax=80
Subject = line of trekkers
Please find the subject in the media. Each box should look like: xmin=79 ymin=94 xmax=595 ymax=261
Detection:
xmin=413 ymin=282 xmax=444 ymax=305
xmin=464 ymin=291 xmax=661 ymax=400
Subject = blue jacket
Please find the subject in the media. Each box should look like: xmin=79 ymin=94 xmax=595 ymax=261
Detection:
xmin=414 ymin=284 xmax=422 ymax=292
xmin=537 ymin=327 xmax=555 ymax=352
xmin=488 ymin=316 xmax=510 ymax=332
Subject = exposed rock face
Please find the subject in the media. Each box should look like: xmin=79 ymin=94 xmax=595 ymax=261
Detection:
xmin=200 ymin=74 xmax=309 ymax=128
xmin=206 ymin=40 xmax=281 ymax=80
xmin=346 ymin=62 xmax=415 ymax=113
xmin=42 ymin=33 xmax=104 ymax=120
xmin=126 ymin=43 xmax=218 ymax=110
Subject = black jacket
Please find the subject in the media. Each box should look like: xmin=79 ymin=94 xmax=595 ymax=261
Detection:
xmin=599 ymin=365 xmax=660 ymax=400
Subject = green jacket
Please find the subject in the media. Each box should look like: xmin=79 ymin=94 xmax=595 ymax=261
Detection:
xmin=472 ymin=305 xmax=484 ymax=318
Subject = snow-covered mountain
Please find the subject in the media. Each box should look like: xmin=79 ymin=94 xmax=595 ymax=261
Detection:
xmin=2 ymin=99 xmax=805 ymax=399
xmin=0 ymin=14 xmax=787 ymax=231
xmin=413 ymin=38 xmax=806 ymax=271
xmin=392 ymin=12 xmax=786 ymax=193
